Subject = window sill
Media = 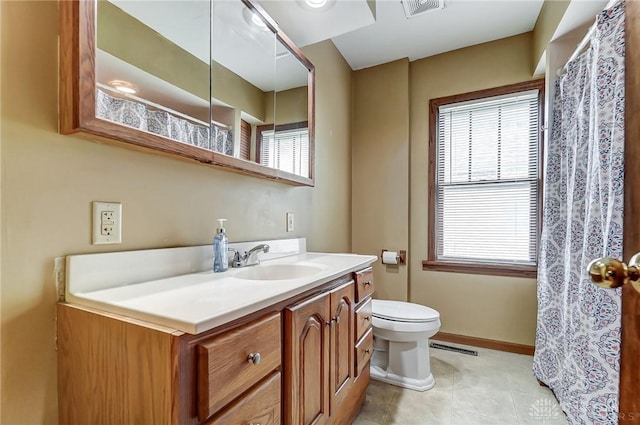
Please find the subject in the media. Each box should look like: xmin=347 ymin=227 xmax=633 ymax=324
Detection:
xmin=422 ymin=260 xmax=537 ymax=278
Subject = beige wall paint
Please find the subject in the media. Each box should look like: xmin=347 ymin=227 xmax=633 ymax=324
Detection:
xmin=352 ymin=59 xmax=410 ymax=302
xmin=212 ymin=61 xmax=266 ymax=122
xmin=303 ymin=41 xmax=353 ymax=251
xmin=0 ymin=0 xmax=3 ymax=420
xmin=350 ymin=36 xmax=539 ymax=344
xmin=275 ymin=86 xmax=308 ymax=125
xmin=409 ymin=33 xmax=539 ymax=345
xmin=531 ymin=0 xmax=571 ymax=74
xmin=0 ymin=1 xmax=351 ymax=422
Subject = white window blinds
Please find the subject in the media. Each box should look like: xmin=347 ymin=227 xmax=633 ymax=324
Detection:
xmin=435 ymin=90 xmax=540 ymax=265
xmin=260 ymin=127 xmax=309 ymax=178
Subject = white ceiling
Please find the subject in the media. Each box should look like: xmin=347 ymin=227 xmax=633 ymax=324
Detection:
xmin=259 ymin=0 xmax=545 ymax=71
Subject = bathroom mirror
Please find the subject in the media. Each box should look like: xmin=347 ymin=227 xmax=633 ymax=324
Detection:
xmin=60 ymin=0 xmax=315 ymax=186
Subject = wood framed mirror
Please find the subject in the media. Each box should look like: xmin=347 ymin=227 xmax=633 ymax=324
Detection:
xmin=60 ymin=0 xmax=315 ymax=186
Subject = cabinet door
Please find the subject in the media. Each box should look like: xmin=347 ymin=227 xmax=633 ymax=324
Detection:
xmin=329 ymin=281 xmax=355 ymax=415
xmin=284 ymin=292 xmax=331 ymax=425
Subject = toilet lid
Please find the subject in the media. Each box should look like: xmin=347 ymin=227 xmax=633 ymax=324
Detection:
xmin=372 ymin=299 xmax=440 ymax=323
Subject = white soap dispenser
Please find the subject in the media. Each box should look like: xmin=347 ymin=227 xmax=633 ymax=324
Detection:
xmin=213 ymin=219 xmax=228 ymax=273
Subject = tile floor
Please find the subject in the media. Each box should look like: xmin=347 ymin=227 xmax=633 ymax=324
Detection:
xmin=353 ymin=340 xmax=566 ymax=425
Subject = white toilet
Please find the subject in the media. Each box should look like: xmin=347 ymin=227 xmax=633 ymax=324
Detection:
xmin=370 ymin=299 xmax=441 ymax=391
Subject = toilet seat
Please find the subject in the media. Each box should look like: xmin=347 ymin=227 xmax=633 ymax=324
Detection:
xmin=372 ymin=299 xmax=439 ymax=323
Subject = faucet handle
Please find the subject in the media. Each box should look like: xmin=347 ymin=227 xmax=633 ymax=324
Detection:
xmin=228 ymin=248 xmax=242 ymax=267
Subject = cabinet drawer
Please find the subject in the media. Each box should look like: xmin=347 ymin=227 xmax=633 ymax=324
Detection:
xmin=206 ymin=372 xmax=281 ymax=425
xmin=197 ymin=312 xmax=282 ymax=421
xmin=354 ymin=267 xmax=374 ymax=302
xmin=355 ymin=328 xmax=373 ymax=377
xmin=355 ymin=298 xmax=372 ymax=342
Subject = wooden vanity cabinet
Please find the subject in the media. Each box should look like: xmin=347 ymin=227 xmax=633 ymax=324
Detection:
xmin=284 ymin=289 xmax=331 ymax=425
xmin=197 ymin=312 xmax=282 ymax=421
xmin=57 ymin=304 xmax=282 ymax=425
xmin=354 ymin=267 xmax=374 ymax=377
xmin=57 ymin=267 xmax=374 ymax=425
xmin=284 ymin=281 xmax=355 ymax=425
xmin=329 ymin=282 xmax=355 ymax=415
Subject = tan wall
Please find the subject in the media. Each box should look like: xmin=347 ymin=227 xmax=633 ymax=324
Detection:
xmin=275 ymin=86 xmax=308 ymax=125
xmin=303 ymin=41 xmax=353 ymax=248
xmin=352 ymin=59 xmax=410 ymax=301
xmin=0 ymin=1 xmax=351 ymax=422
xmin=409 ymin=33 xmax=538 ymax=345
xmin=0 ymin=0 xmax=3 ymax=420
xmin=212 ymin=61 xmax=266 ymax=122
xmin=531 ymin=0 xmax=571 ymax=74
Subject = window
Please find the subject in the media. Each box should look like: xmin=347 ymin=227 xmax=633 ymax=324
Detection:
xmin=423 ymin=80 xmax=544 ymax=277
xmin=257 ymin=122 xmax=309 ymax=178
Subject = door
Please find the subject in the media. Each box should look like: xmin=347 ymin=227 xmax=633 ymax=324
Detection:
xmin=329 ymin=281 xmax=355 ymax=415
xmin=592 ymin=4 xmax=640 ymax=422
xmin=284 ymin=292 xmax=331 ymax=425
xmin=621 ymin=1 xmax=640 ymax=421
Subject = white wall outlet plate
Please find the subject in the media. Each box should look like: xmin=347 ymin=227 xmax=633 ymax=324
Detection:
xmin=92 ymin=201 xmax=122 ymax=244
xmin=286 ymin=212 xmax=294 ymax=232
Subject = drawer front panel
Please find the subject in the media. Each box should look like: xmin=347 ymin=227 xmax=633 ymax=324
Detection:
xmin=197 ymin=312 xmax=282 ymax=421
xmin=354 ymin=328 xmax=373 ymax=377
xmin=206 ymin=372 xmax=281 ymax=425
xmin=355 ymin=298 xmax=372 ymax=342
xmin=354 ymin=268 xmax=374 ymax=303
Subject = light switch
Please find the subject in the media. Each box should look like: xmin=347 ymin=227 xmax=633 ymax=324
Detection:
xmin=286 ymin=212 xmax=294 ymax=232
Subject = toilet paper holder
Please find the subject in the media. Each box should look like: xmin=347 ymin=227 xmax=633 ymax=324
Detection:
xmin=381 ymin=249 xmax=407 ymax=265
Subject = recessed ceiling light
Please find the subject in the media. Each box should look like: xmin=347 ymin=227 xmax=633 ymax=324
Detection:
xmin=305 ymin=0 xmax=327 ymax=8
xmin=109 ymin=80 xmax=137 ymax=95
xmin=297 ymin=0 xmax=335 ymax=11
xmin=242 ymin=7 xmax=269 ymax=31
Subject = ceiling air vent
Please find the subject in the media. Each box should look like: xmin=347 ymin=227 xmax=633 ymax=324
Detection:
xmin=401 ymin=0 xmax=444 ymax=19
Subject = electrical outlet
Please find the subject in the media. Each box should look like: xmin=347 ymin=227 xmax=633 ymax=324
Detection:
xmin=286 ymin=212 xmax=294 ymax=232
xmin=92 ymin=201 xmax=122 ymax=244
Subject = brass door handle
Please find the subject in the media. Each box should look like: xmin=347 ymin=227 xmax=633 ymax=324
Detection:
xmin=588 ymin=253 xmax=640 ymax=292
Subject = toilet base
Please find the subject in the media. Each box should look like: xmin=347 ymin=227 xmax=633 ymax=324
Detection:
xmin=370 ymin=364 xmax=435 ymax=391
xmin=369 ymin=337 xmax=436 ymax=392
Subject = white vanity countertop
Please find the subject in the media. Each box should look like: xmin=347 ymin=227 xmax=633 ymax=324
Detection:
xmin=66 ymin=251 xmax=377 ymax=334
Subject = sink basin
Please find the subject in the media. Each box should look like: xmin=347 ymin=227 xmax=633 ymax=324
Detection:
xmin=234 ymin=264 xmax=324 ymax=281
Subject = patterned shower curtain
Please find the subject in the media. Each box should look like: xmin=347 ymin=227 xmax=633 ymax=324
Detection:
xmin=533 ymin=2 xmax=625 ymax=424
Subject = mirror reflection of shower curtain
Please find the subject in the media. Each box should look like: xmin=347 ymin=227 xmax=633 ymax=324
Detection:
xmin=533 ymin=2 xmax=625 ymax=424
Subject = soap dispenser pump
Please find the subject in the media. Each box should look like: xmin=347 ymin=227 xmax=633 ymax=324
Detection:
xmin=213 ymin=219 xmax=228 ymax=273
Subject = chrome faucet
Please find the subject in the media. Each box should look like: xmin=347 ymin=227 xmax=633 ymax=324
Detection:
xmin=230 ymin=244 xmax=270 ymax=268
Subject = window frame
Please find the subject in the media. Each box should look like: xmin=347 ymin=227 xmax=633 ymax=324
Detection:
xmin=422 ymin=79 xmax=544 ymax=278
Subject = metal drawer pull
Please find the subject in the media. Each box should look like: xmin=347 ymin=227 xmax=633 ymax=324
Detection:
xmin=335 ymin=316 xmax=341 ymax=324
xmin=326 ymin=319 xmax=335 ymax=327
xmin=364 ymin=316 xmax=370 ymax=321
xmin=363 ymin=281 xmax=372 ymax=287
xmin=247 ymin=352 xmax=261 ymax=365
xmin=365 ymin=348 xmax=371 ymax=354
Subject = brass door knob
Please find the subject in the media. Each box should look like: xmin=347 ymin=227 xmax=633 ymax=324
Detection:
xmin=588 ymin=253 xmax=640 ymax=292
